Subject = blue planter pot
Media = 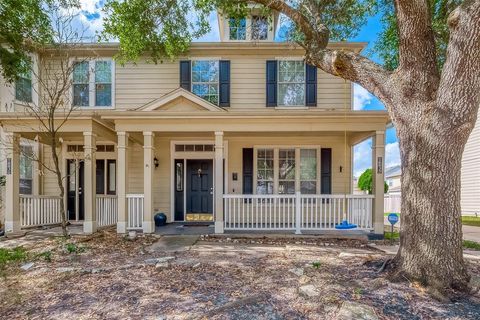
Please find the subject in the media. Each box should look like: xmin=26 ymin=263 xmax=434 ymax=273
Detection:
xmin=154 ymin=213 xmax=167 ymax=227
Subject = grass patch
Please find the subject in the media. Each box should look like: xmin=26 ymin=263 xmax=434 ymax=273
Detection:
xmin=461 ymin=216 xmax=480 ymax=227
xmin=463 ymin=240 xmax=480 ymax=250
xmin=384 ymin=212 xmax=400 ymax=217
xmin=0 ymin=247 xmax=27 ymax=268
xmin=384 ymin=231 xmax=400 ymax=240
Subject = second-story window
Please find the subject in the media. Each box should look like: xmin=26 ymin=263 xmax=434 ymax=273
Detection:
xmin=252 ymin=16 xmax=268 ymax=40
xmin=229 ymin=17 xmax=246 ymax=40
xmin=15 ymin=68 xmax=33 ymax=103
xmin=191 ymin=60 xmax=219 ymax=105
xmin=73 ymin=61 xmax=89 ymax=106
xmin=278 ymin=60 xmax=305 ymax=106
xmin=95 ymin=61 xmax=112 ymax=106
xmin=73 ymin=60 xmax=114 ymax=108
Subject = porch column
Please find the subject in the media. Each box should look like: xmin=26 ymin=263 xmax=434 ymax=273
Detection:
xmin=32 ymin=136 xmax=41 ymax=195
xmin=143 ymin=132 xmax=155 ymax=233
xmin=117 ymin=132 xmax=129 ymax=233
xmin=214 ymin=131 xmax=224 ymax=233
xmin=4 ymin=132 xmax=21 ymax=233
xmin=83 ymin=132 xmax=97 ymax=234
xmin=372 ymin=130 xmax=386 ymax=235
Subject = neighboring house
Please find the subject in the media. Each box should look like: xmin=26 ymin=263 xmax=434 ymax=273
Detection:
xmin=385 ymin=165 xmax=401 ymax=195
xmin=0 ymin=7 xmax=389 ymax=236
xmin=461 ymin=117 xmax=480 ymax=216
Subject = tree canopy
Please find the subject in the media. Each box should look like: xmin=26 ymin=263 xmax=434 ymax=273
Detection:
xmin=357 ymin=168 xmax=389 ymax=194
xmin=0 ymin=0 xmax=52 ymax=81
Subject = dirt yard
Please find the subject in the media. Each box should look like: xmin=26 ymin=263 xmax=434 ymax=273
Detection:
xmin=0 ymin=229 xmax=479 ymax=319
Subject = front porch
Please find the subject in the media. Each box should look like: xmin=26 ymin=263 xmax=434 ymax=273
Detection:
xmin=1 ymin=110 xmax=388 ymax=237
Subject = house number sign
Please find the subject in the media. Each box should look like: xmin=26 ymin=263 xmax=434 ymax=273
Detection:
xmin=6 ymin=158 xmax=12 ymax=175
xmin=377 ymin=156 xmax=383 ymax=174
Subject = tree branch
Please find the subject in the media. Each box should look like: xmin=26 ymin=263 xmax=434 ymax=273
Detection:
xmin=435 ymin=0 xmax=480 ymax=132
xmin=394 ymin=0 xmax=440 ymax=97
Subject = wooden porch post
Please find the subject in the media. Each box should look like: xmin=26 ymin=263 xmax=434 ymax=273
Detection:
xmin=143 ymin=132 xmax=155 ymax=233
xmin=117 ymin=132 xmax=129 ymax=233
xmin=214 ymin=131 xmax=224 ymax=233
xmin=4 ymin=132 xmax=21 ymax=233
xmin=83 ymin=132 xmax=97 ymax=234
xmin=373 ymin=130 xmax=386 ymax=235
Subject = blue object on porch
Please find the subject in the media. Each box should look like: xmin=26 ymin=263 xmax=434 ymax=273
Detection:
xmin=335 ymin=220 xmax=357 ymax=229
xmin=154 ymin=213 xmax=167 ymax=227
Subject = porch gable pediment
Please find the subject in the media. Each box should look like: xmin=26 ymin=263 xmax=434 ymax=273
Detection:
xmin=136 ymin=88 xmax=226 ymax=113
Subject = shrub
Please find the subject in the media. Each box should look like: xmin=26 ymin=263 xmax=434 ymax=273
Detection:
xmin=358 ymin=169 xmax=389 ymax=194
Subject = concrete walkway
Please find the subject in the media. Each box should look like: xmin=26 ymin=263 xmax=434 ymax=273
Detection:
xmin=463 ymin=225 xmax=480 ymax=242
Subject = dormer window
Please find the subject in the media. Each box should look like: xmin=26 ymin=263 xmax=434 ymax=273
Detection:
xmin=229 ymin=17 xmax=246 ymax=40
xmin=252 ymin=16 xmax=268 ymax=40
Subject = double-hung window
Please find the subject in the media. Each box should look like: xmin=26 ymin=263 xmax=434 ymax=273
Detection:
xmin=19 ymin=145 xmax=33 ymax=195
xmin=15 ymin=69 xmax=33 ymax=103
xmin=191 ymin=60 xmax=219 ymax=105
xmin=256 ymin=148 xmax=274 ymax=194
xmin=278 ymin=60 xmax=305 ymax=106
xmin=73 ymin=60 xmax=114 ymax=108
xmin=278 ymin=149 xmax=295 ymax=194
xmin=300 ymin=149 xmax=317 ymax=194
xmin=229 ymin=17 xmax=246 ymax=40
xmin=256 ymin=147 xmax=320 ymax=195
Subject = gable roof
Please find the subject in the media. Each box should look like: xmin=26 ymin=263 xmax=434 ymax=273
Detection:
xmin=135 ymin=88 xmax=227 ymax=112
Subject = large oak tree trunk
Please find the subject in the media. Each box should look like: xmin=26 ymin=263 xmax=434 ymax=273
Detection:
xmin=394 ymin=112 xmax=472 ymax=291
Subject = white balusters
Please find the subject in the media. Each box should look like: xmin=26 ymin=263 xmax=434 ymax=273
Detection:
xmin=224 ymin=193 xmax=374 ymax=231
xmin=126 ymin=194 xmax=144 ymax=230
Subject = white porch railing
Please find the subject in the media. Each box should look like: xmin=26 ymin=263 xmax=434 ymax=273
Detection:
xmin=127 ymin=194 xmax=144 ymax=230
xmin=96 ymin=195 xmax=118 ymax=228
xmin=223 ymin=193 xmax=374 ymax=232
xmin=20 ymin=195 xmax=63 ymax=228
xmin=384 ymin=194 xmax=401 ymax=213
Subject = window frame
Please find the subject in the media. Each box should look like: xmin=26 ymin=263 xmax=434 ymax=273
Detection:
xmin=254 ymin=146 xmax=321 ymax=195
xmin=71 ymin=58 xmax=115 ymax=109
xmin=19 ymin=144 xmax=34 ymax=195
xmin=13 ymin=55 xmax=39 ymax=106
xmin=15 ymin=71 xmax=33 ymax=103
xmin=255 ymin=148 xmax=275 ymax=195
xmin=251 ymin=15 xmax=269 ymax=40
xmin=191 ymin=59 xmax=220 ymax=106
xmin=277 ymin=59 xmax=306 ymax=107
xmin=228 ymin=17 xmax=247 ymax=40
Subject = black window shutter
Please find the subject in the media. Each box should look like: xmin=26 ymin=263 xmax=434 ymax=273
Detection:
xmin=219 ymin=60 xmax=230 ymax=107
xmin=266 ymin=60 xmax=277 ymax=107
xmin=179 ymin=60 xmax=191 ymax=91
xmin=321 ymin=148 xmax=332 ymax=194
xmin=242 ymin=148 xmax=254 ymax=194
xmin=305 ymin=64 xmax=317 ymax=106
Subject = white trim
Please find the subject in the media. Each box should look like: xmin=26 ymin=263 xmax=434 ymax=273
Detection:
xmin=253 ymin=145 xmax=321 ymax=195
xmin=276 ymin=59 xmax=306 ymax=107
xmin=137 ymin=88 xmax=226 ymax=112
xmin=169 ymin=139 xmax=228 ymax=222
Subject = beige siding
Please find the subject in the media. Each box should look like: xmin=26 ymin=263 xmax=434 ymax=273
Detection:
xmin=41 ymin=144 xmax=62 ymax=195
xmin=461 ymin=117 xmax=480 ymax=215
xmin=114 ymin=55 xmax=352 ymax=111
xmin=39 ymin=134 xmax=353 ymax=222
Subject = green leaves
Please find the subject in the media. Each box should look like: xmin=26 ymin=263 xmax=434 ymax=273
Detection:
xmin=357 ymin=168 xmax=389 ymax=194
xmin=102 ymin=0 xmax=212 ymax=65
xmin=373 ymin=0 xmax=462 ymax=71
xmin=0 ymin=0 xmax=53 ymax=82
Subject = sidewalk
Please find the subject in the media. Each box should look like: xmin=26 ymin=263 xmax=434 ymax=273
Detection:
xmin=384 ymin=216 xmax=480 ymax=242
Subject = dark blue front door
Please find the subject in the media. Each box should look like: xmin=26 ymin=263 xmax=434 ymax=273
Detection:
xmin=186 ymin=160 xmax=213 ymax=215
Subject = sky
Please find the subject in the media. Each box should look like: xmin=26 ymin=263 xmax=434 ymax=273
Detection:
xmin=76 ymin=1 xmax=400 ymax=177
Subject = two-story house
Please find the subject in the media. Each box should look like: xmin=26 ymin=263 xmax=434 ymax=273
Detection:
xmin=0 ymin=8 xmax=389 ymax=237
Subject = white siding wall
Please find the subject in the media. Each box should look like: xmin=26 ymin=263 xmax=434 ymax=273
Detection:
xmin=461 ymin=117 xmax=480 ymax=215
